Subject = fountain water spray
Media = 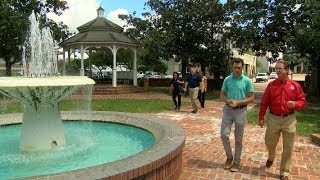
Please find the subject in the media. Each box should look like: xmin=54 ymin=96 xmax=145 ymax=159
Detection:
xmin=26 ymin=12 xmax=58 ymax=77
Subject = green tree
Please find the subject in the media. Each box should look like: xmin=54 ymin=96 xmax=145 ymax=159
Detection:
xmin=89 ymin=50 xmax=113 ymax=68
xmin=121 ymin=0 xmax=229 ymax=78
xmin=0 ymin=0 xmax=69 ymax=76
xmin=0 ymin=6 xmax=28 ymax=76
xmin=226 ymin=0 xmax=320 ymax=97
xmin=292 ymin=0 xmax=320 ymax=97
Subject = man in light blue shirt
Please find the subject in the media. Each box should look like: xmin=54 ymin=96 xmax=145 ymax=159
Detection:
xmin=220 ymin=58 xmax=255 ymax=172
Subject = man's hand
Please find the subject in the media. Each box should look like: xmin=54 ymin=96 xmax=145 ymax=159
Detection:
xmin=258 ymin=119 xmax=264 ymax=128
xmin=228 ymin=100 xmax=239 ymax=108
xmin=287 ymin=101 xmax=295 ymax=108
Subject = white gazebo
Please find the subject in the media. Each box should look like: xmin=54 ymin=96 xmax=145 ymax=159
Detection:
xmin=60 ymin=6 xmax=139 ymax=87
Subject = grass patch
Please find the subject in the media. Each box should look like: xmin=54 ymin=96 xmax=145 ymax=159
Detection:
xmin=247 ymin=104 xmax=320 ymax=136
xmin=0 ymin=101 xmax=22 ymax=114
xmin=144 ymin=87 xmax=220 ymax=100
xmin=0 ymin=99 xmax=190 ymax=114
xmin=144 ymin=87 xmax=170 ymax=95
xmin=206 ymin=90 xmax=220 ymax=100
xmin=60 ymin=99 xmax=180 ymax=113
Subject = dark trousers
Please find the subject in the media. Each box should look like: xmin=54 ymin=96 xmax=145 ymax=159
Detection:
xmin=198 ymin=91 xmax=205 ymax=108
xmin=172 ymin=92 xmax=181 ymax=107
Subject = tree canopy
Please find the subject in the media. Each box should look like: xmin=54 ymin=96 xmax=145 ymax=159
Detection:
xmin=0 ymin=0 xmax=70 ymax=76
xmin=226 ymin=0 xmax=320 ymax=97
xmin=121 ymin=0 xmax=229 ymax=78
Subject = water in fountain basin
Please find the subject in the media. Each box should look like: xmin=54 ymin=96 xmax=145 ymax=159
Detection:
xmin=0 ymin=121 xmax=155 ymax=179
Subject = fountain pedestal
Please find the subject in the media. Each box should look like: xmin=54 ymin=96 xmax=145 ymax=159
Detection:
xmin=21 ymin=104 xmax=65 ymax=151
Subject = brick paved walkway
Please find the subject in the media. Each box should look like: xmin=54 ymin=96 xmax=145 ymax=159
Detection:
xmin=92 ymin=91 xmax=320 ymax=180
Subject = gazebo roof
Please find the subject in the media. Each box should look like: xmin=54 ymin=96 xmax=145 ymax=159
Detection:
xmin=60 ymin=7 xmax=139 ymax=49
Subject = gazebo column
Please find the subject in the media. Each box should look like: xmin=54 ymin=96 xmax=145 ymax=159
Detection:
xmin=80 ymin=46 xmax=85 ymax=76
xmin=133 ymin=48 xmax=138 ymax=86
xmin=109 ymin=45 xmax=119 ymax=87
xmin=88 ymin=49 xmax=92 ymax=78
xmin=62 ymin=48 xmax=66 ymax=76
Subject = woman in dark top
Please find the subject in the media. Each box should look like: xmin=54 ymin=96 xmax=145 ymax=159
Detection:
xmin=170 ymin=72 xmax=184 ymax=110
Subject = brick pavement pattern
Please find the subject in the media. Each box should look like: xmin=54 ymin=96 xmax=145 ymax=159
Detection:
xmin=93 ymin=91 xmax=320 ymax=180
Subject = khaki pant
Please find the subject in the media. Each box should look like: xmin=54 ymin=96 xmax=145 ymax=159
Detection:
xmin=189 ymin=87 xmax=199 ymax=110
xmin=221 ymin=105 xmax=247 ymax=163
xmin=265 ymin=113 xmax=296 ymax=175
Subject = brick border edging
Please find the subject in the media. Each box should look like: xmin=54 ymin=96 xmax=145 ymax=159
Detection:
xmin=0 ymin=112 xmax=186 ymax=180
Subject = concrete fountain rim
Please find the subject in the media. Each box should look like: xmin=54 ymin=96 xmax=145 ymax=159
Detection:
xmin=0 ymin=76 xmax=95 ymax=87
xmin=0 ymin=111 xmax=185 ymax=179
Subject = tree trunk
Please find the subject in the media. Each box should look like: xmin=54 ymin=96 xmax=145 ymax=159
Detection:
xmin=181 ymin=59 xmax=187 ymax=80
xmin=309 ymin=56 xmax=320 ymax=97
xmin=4 ymin=56 xmax=12 ymax=77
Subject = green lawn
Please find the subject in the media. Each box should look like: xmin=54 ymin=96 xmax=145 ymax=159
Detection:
xmin=60 ymin=99 xmax=186 ymax=113
xmin=247 ymin=104 xmax=320 ymax=136
xmin=0 ymin=98 xmax=191 ymax=114
xmin=144 ymin=87 xmax=220 ymax=100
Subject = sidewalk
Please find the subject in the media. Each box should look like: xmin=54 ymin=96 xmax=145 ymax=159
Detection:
xmin=94 ymin=92 xmax=320 ymax=180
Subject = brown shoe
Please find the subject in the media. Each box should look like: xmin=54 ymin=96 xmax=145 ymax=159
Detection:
xmin=224 ymin=158 xmax=233 ymax=169
xmin=280 ymin=175 xmax=288 ymax=180
xmin=266 ymin=159 xmax=273 ymax=168
xmin=191 ymin=109 xmax=198 ymax=113
xmin=230 ymin=163 xmax=240 ymax=172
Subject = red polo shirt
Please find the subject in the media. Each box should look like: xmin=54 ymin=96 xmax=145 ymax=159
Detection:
xmin=259 ymin=78 xmax=306 ymax=120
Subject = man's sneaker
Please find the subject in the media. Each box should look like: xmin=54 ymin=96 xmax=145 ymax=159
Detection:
xmin=230 ymin=163 xmax=240 ymax=172
xmin=266 ymin=159 xmax=273 ymax=168
xmin=223 ymin=158 xmax=233 ymax=169
xmin=191 ymin=109 xmax=198 ymax=113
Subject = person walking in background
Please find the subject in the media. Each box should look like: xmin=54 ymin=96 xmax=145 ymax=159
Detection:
xmin=184 ymin=65 xmax=201 ymax=113
xmin=258 ymin=60 xmax=306 ymax=180
xmin=170 ymin=72 xmax=184 ymax=110
xmin=220 ymin=58 xmax=254 ymax=172
xmin=198 ymin=72 xmax=207 ymax=109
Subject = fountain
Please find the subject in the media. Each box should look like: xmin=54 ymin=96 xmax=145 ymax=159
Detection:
xmin=0 ymin=12 xmax=185 ymax=179
xmin=0 ymin=12 xmax=95 ymax=151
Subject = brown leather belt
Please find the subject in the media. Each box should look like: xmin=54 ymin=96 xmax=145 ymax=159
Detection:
xmin=226 ymin=104 xmax=247 ymax=109
xmin=269 ymin=111 xmax=294 ymax=117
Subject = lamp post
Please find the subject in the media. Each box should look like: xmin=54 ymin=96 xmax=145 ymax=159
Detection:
xmin=290 ymin=61 xmax=294 ymax=80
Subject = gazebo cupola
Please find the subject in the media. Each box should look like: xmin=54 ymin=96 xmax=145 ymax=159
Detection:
xmin=97 ymin=6 xmax=104 ymax=17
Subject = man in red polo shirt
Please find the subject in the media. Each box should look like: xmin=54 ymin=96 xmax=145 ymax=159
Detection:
xmin=259 ymin=60 xmax=306 ymax=180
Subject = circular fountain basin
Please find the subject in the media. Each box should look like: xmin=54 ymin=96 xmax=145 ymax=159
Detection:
xmin=0 ymin=111 xmax=185 ymax=179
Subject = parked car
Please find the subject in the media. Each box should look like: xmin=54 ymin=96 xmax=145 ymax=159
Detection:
xmin=137 ymin=71 xmax=145 ymax=78
xmin=164 ymin=72 xmax=181 ymax=79
xmin=269 ymin=72 xmax=278 ymax=79
xmin=256 ymin=73 xmax=269 ymax=82
xmin=145 ymin=71 xmax=160 ymax=78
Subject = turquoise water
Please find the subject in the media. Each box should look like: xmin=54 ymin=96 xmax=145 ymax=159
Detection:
xmin=0 ymin=121 xmax=155 ymax=179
